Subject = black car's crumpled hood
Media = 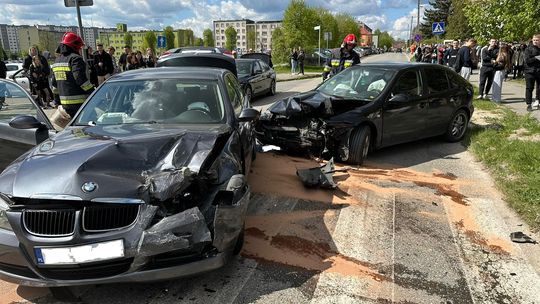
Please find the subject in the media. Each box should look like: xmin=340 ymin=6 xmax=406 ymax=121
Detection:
xmin=0 ymin=124 xmax=231 ymax=200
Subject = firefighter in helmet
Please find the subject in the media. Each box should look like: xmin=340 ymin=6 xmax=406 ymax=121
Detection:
xmin=322 ymin=33 xmax=361 ymax=80
xmin=51 ymin=32 xmax=94 ymax=118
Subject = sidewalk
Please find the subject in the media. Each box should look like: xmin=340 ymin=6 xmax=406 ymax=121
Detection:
xmin=276 ymin=72 xmax=320 ymax=82
xmin=468 ymin=72 xmax=540 ymax=121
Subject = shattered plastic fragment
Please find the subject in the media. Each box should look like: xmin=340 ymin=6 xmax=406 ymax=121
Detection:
xmin=510 ymin=232 xmax=537 ymax=244
xmin=296 ymin=158 xmax=338 ymax=189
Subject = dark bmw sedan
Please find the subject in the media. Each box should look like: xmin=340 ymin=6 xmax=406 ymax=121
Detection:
xmin=236 ymin=57 xmax=276 ymax=102
xmin=256 ymin=63 xmax=474 ymax=165
xmin=0 ymin=64 xmax=259 ymax=297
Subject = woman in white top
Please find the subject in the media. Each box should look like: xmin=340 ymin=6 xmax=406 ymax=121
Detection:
xmin=491 ymin=45 xmax=512 ymax=103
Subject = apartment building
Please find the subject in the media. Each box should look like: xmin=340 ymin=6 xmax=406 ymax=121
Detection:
xmin=0 ymin=24 xmax=22 ymax=54
xmin=213 ymin=19 xmax=282 ymax=52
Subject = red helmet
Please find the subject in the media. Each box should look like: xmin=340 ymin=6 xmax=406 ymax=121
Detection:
xmin=343 ymin=34 xmax=357 ymax=46
xmin=62 ymin=32 xmax=84 ymax=51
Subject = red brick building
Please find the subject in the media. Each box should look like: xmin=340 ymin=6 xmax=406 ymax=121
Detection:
xmin=358 ymin=22 xmax=373 ymax=46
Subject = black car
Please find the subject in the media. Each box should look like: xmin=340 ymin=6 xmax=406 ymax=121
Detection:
xmin=0 ymin=60 xmax=259 ymax=297
xmin=256 ymin=63 xmax=474 ymax=165
xmin=236 ymin=53 xmax=276 ymax=102
xmin=159 ymin=46 xmax=234 ymax=60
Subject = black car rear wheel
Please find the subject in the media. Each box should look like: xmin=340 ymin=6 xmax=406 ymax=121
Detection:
xmin=445 ymin=109 xmax=469 ymax=142
xmin=245 ymin=86 xmax=253 ymax=103
xmin=348 ymin=125 xmax=371 ymax=165
xmin=268 ymin=79 xmax=276 ymax=96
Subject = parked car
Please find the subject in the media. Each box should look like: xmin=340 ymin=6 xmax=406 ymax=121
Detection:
xmin=8 ymin=68 xmax=31 ymax=92
xmin=159 ymin=46 xmax=234 ymax=60
xmin=256 ymin=62 xmax=474 ymax=165
xmin=5 ymin=62 xmax=23 ymax=79
xmin=0 ymin=59 xmax=259 ymax=299
xmin=237 ymin=53 xmax=276 ymax=102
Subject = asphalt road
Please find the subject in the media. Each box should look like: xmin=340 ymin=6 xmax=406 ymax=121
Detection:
xmin=3 ymin=53 xmax=540 ymax=304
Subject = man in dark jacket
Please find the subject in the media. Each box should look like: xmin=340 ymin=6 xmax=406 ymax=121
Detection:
xmin=454 ymin=39 xmax=477 ymax=80
xmin=51 ymin=32 xmax=94 ymax=118
xmin=322 ymin=34 xmax=361 ymax=80
xmin=478 ymin=38 xmax=499 ymax=99
xmin=118 ymin=46 xmax=131 ymax=72
xmin=93 ymin=43 xmax=114 ymax=85
xmin=0 ymin=58 xmax=6 ymax=110
xmin=524 ymin=34 xmax=540 ymax=111
xmin=444 ymin=40 xmax=460 ymax=67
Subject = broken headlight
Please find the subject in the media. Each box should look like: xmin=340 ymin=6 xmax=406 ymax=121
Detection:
xmin=0 ymin=194 xmax=12 ymax=231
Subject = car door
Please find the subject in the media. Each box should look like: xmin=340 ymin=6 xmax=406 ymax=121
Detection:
xmin=258 ymin=60 xmax=273 ymax=91
xmin=225 ymin=74 xmax=253 ymax=171
xmin=250 ymin=61 xmax=265 ymax=95
xmin=0 ymin=79 xmax=55 ymax=172
xmin=381 ymin=68 xmax=429 ymax=146
xmin=423 ymin=67 xmax=454 ymax=135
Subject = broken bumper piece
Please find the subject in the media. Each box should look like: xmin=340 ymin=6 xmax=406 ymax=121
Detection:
xmin=296 ymin=158 xmax=337 ymax=189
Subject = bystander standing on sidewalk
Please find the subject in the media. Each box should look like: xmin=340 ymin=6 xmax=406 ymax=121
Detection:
xmin=524 ymin=34 xmax=540 ymax=111
xmin=118 ymin=46 xmax=131 ymax=72
xmin=444 ymin=40 xmax=460 ymax=67
xmin=297 ymin=48 xmax=305 ymax=75
xmin=454 ymin=39 xmax=477 ymax=80
xmin=512 ymin=44 xmax=525 ymax=79
xmin=29 ymin=56 xmax=52 ymax=108
xmin=93 ymin=43 xmax=114 ymax=85
xmin=144 ymin=48 xmax=157 ymax=68
xmin=491 ymin=45 xmax=512 ymax=103
xmin=478 ymin=38 xmax=499 ymax=99
xmin=108 ymin=46 xmax=119 ymax=74
xmin=290 ymin=48 xmax=298 ymax=75
xmin=0 ymin=58 xmax=7 ymax=110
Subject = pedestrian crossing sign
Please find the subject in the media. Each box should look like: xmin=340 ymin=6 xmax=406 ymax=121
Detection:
xmin=432 ymin=22 xmax=445 ymax=35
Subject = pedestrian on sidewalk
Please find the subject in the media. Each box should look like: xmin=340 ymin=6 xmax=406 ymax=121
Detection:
xmin=491 ymin=45 xmax=512 ymax=103
xmin=29 ymin=55 xmax=52 ymax=108
xmin=0 ymin=58 xmax=7 ymax=110
xmin=108 ymin=46 xmax=119 ymax=74
xmin=444 ymin=40 xmax=460 ymax=67
xmin=297 ymin=47 xmax=305 ymax=75
xmin=454 ymin=39 xmax=477 ymax=81
xmin=290 ymin=48 xmax=298 ymax=75
xmin=512 ymin=44 xmax=525 ymax=79
xmin=478 ymin=38 xmax=499 ymax=99
xmin=93 ymin=43 xmax=114 ymax=85
xmin=524 ymin=34 xmax=540 ymax=111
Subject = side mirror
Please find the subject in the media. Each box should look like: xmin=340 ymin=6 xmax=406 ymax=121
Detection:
xmin=9 ymin=115 xmax=46 ymax=129
xmin=388 ymin=93 xmax=409 ymax=103
xmin=238 ymin=108 xmax=260 ymax=122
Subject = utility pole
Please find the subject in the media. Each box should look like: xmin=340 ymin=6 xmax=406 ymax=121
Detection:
xmin=410 ymin=15 xmax=414 ymax=43
xmin=417 ymin=0 xmax=420 ymax=28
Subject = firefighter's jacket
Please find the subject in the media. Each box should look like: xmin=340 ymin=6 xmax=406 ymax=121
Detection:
xmin=322 ymin=47 xmax=361 ymax=80
xmin=51 ymin=44 xmax=94 ymax=105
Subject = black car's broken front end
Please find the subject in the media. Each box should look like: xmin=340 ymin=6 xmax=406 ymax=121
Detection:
xmin=0 ymin=125 xmax=250 ymax=287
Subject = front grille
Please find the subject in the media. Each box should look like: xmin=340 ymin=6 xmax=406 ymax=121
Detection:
xmin=37 ymin=258 xmax=133 ymax=280
xmin=23 ymin=209 xmax=76 ymax=236
xmin=83 ymin=204 xmax=140 ymax=232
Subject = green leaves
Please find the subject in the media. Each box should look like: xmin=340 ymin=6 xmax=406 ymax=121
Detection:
xmin=163 ymin=26 xmax=175 ymax=49
xmin=203 ymin=29 xmax=214 ymax=47
xmin=142 ymin=31 xmax=156 ymax=53
xmin=225 ymin=26 xmax=237 ymax=51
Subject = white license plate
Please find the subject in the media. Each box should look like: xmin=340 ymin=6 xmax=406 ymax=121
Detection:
xmin=35 ymin=239 xmax=124 ymax=265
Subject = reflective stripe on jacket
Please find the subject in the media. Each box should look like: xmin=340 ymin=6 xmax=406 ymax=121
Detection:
xmin=322 ymin=48 xmax=361 ymax=80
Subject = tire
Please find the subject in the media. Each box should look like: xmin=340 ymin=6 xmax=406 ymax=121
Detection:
xmin=348 ymin=125 xmax=371 ymax=165
xmin=245 ymin=86 xmax=253 ymax=103
xmin=233 ymin=225 xmax=245 ymax=255
xmin=444 ymin=109 xmax=469 ymax=142
xmin=268 ymin=79 xmax=276 ymax=96
xmin=49 ymin=287 xmax=80 ymax=302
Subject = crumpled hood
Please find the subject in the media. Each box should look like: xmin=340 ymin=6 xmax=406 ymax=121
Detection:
xmin=0 ymin=124 xmax=231 ymax=201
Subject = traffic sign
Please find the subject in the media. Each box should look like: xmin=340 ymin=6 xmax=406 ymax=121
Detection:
xmin=432 ymin=22 xmax=445 ymax=35
xmin=157 ymin=36 xmax=166 ymax=48
xmin=64 ymin=0 xmax=93 ymax=7
xmin=414 ymin=34 xmax=422 ymax=42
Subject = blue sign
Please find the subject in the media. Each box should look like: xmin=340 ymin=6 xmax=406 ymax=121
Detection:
xmin=432 ymin=22 xmax=445 ymax=35
xmin=157 ymin=36 xmax=166 ymax=48
xmin=414 ymin=34 xmax=422 ymax=42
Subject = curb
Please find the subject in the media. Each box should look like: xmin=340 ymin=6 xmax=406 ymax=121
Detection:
xmin=276 ymin=74 xmax=321 ymax=82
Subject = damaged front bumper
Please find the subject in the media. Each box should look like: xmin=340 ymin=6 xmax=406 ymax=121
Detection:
xmin=0 ymin=179 xmax=250 ymax=287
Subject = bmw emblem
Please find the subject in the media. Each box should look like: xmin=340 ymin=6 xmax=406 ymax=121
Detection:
xmin=82 ymin=182 xmax=98 ymax=193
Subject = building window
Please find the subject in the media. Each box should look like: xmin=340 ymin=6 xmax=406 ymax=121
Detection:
xmin=236 ymin=23 xmax=239 ymax=27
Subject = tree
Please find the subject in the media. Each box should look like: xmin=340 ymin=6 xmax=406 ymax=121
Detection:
xmin=282 ymin=0 xmax=320 ymax=51
xmin=225 ymin=26 xmax=237 ymax=51
xmin=0 ymin=46 xmax=6 ymax=61
xmin=419 ymin=0 xmax=451 ymax=39
xmin=317 ymin=8 xmax=339 ymax=48
xmin=464 ymin=0 xmax=539 ymax=43
xmin=247 ymin=29 xmax=256 ymax=51
xmin=163 ymin=26 xmax=176 ymax=49
xmin=124 ymin=32 xmax=133 ymax=48
xmin=445 ymin=0 xmax=472 ymax=40
xmin=194 ymin=38 xmax=204 ymax=46
xmin=335 ymin=13 xmax=360 ymax=45
xmin=203 ymin=29 xmax=214 ymax=47
xmin=376 ymin=30 xmax=394 ymax=49
xmin=142 ymin=31 xmax=157 ymax=53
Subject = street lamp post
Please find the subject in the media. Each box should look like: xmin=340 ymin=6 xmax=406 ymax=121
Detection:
xmin=314 ymin=25 xmax=321 ymax=65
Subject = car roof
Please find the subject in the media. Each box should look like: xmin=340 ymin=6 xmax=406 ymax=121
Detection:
xmin=157 ymin=53 xmax=237 ymax=76
xmin=106 ymin=67 xmax=229 ymax=81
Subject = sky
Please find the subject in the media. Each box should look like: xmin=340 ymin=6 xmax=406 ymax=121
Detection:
xmin=0 ymin=0 xmax=428 ymax=40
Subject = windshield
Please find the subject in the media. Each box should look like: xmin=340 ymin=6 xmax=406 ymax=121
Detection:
xmin=236 ymin=61 xmax=252 ymax=77
xmin=76 ymin=79 xmax=226 ymax=126
xmin=318 ymin=67 xmax=394 ymax=100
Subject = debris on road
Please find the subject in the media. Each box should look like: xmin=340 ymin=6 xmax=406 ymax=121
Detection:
xmin=296 ymin=158 xmax=342 ymax=189
xmin=510 ymin=232 xmax=537 ymax=244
